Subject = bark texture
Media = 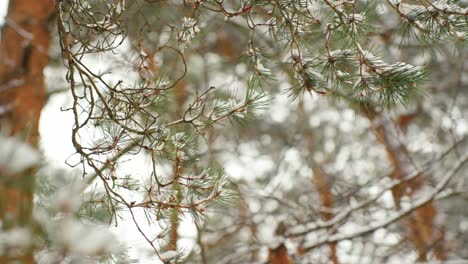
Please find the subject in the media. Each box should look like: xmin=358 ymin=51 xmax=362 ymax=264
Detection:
xmin=0 ymin=0 xmax=54 ymax=262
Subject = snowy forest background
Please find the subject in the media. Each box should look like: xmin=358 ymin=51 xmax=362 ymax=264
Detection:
xmin=0 ymin=0 xmax=468 ymax=263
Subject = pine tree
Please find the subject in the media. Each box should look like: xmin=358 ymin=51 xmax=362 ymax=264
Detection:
xmin=57 ymin=1 xmax=466 ymax=260
xmin=1 ymin=0 xmax=467 ymax=263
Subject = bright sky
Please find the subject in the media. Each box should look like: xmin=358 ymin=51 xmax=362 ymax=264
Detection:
xmin=0 ymin=1 xmax=7 ymax=26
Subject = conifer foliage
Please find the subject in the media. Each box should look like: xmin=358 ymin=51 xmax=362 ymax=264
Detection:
xmin=1 ymin=0 xmax=467 ymax=263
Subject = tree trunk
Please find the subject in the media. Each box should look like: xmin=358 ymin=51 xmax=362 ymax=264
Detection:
xmin=364 ymin=108 xmax=446 ymax=261
xmin=166 ymin=159 xmax=182 ymax=252
xmin=0 ymin=0 xmax=54 ymax=262
xmin=306 ymin=133 xmax=340 ymax=264
xmin=311 ymin=165 xmax=340 ymax=264
xmin=268 ymin=243 xmax=292 ymax=264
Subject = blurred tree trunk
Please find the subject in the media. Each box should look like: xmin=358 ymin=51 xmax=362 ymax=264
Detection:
xmin=142 ymin=49 xmax=189 ymax=252
xmin=166 ymin=80 xmax=188 ymax=251
xmin=0 ymin=0 xmax=54 ymax=263
xmin=268 ymin=243 xmax=292 ymax=264
xmin=311 ymin=165 xmax=340 ymax=264
xmin=304 ymin=133 xmax=340 ymax=264
xmin=364 ymin=108 xmax=446 ymax=261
